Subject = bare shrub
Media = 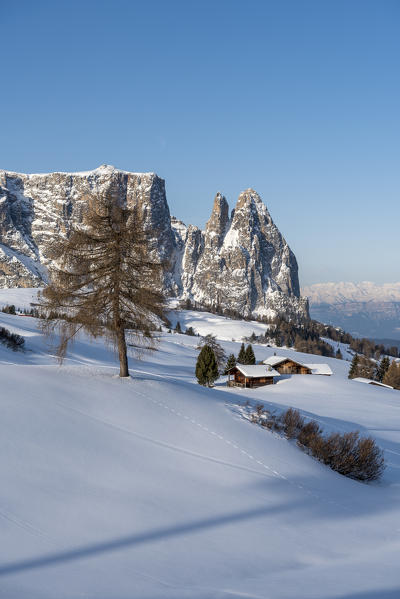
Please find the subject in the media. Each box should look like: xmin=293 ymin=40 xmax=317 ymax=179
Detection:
xmin=355 ymin=436 xmax=385 ymax=481
xmin=320 ymin=432 xmax=359 ymax=476
xmin=297 ymin=420 xmax=323 ymax=449
xmin=280 ymin=408 xmax=305 ymax=439
xmin=309 ymin=431 xmax=385 ymax=481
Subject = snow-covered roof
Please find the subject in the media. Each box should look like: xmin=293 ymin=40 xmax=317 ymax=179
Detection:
xmin=263 ymin=356 xmax=304 ymax=367
xmin=304 ymin=363 xmax=333 ymax=376
xmin=263 ymin=356 xmax=332 ymax=375
xmin=233 ymin=364 xmax=280 ymax=378
xmin=352 ymin=377 xmax=393 ymax=389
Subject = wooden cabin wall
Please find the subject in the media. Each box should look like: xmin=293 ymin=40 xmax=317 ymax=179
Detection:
xmin=276 ymin=360 xmax=311 ymax=375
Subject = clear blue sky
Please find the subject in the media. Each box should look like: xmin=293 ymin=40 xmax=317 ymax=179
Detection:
xmin=2 ymin=0 xmax=399 ymax=286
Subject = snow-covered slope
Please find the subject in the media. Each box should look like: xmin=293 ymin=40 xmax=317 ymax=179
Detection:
xmin=1 ymin=305 xmax=400 ymax=598
xmin=168 ymin=308 xmax=271 ymax=341
xmin=0 ymin=286 xmax=40 ymax=309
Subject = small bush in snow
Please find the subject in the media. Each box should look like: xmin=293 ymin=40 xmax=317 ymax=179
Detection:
xmin=313 ymin=431 xmax=385 ymax=482
xmin=297 ymin=420 xmax=323 ymax=449
xmin=0 ymin=326 xmax=25 ymax=351
xmin=280 ymin=408 xmax=305 ymax=439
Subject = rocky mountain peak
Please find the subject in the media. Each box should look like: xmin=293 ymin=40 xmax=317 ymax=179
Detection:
xmin=0 ymin=166 xmax=308 ymax=321
xmin=204 ymin=192 xmax=229 ymax=250
xmin=96 ymin=164 xmax=116 ymax=173
xmin=233 ymin=188 xmax=270 ymax=223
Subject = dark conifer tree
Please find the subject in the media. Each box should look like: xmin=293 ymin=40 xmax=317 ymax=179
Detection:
xmin=224 ymin=353 xmax=236 ymax=374
xmin=335 ymin=347 xmax=343 ymax=360
xmin=245 ymin=344 xmax=256 ymax=365
xmin=175 ymin=321 xmax=182 ymax=333
xmin=237 ymin=342 xmax=246 ymax=364
xmin=197 ymin=334 xmax=226 ymax=371
xmin=195 ymin=345 xmax=219 ymax=387
xmin=348 ymin=354 xmax=359 ymax=379
xmin=376 ymin=356 xmax=390 ymax=382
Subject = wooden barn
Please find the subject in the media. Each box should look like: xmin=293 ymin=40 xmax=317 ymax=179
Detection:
xmin=227 ymin=364 xmax=280 ymax=388
xmin=263 ymin=356 xmax=312 ymax=375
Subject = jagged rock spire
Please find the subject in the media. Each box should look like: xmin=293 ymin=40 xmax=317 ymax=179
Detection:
xmin=204 ymin=192 xmax=229 ymax=250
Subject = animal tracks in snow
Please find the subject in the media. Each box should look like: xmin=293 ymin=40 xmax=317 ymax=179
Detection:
xmin=128 ymin=382 xmax=353 ymax=513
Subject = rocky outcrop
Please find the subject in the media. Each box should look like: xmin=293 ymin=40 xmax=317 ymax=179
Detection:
xmin=173 ymin=189 xmax=308 ymax=320
xmin=0 ymin=165 xmax=308 ymax=321
xmin=0 ymin=165 xmax=177 ymax=292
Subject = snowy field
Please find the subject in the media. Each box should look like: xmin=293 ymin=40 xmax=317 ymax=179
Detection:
xmin=167 ymin=308 xmax=270 ymax=341
xmin=0 ymin=287 xmax=40 ymax=310
xmin=1 ymin=294 xmax=400 ymax=598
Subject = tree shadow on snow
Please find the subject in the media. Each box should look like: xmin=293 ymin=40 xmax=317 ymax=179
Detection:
xmin=0 ymin=503 xmax=295 ymax=578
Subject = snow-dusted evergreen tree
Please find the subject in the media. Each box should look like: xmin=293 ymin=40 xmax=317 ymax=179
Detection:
xmin=348 ymin=354 xmax=359 ymax=379
xmin=237 ymin=342 xmax=246 ymax=364
xmin=376 ymin=356 xmax=390 ymax=382
xmin=197 ymin=334 xmax=226 ymax=371
xmin=195 ymin=345 xmax=219 ymax=387
xmin=244 ymin=344 xmax=256 ymax=365
xmin=224 ymin=353 xmax=236 ymax=374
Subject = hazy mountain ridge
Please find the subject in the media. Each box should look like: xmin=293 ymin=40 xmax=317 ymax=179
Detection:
xmin=0 ymin=165 xmax=308 ymax=321
xmin=303 ymin=281 xmax=400 ymax=304
xmin=303 ymin=282 xmax=400 ymax=340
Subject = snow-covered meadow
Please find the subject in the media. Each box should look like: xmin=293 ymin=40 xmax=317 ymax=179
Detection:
xmin=1 ymin=289 xmax=400 ymax=598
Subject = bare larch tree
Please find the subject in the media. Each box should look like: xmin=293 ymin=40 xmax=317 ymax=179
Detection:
xmin=39 ymin=195 xmax=165 ymax=377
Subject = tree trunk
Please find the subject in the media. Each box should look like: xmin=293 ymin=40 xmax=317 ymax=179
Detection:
xmin=117 ymin=326 xmax=129 ymax=377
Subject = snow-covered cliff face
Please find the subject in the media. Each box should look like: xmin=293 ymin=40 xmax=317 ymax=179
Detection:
xmin=173 ymin=189 xmax=308 ymax=320
xmin=0 ymin=165 xmax=308 ymax=321
xmin=0 ymin=165 xmax=176 ymax=290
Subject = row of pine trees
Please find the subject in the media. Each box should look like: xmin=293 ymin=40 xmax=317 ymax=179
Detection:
xmin=348 ymin=353 xmax=400 ymax=389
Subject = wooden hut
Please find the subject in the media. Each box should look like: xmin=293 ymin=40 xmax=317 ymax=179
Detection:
xmin=263 ymin=356 xmax=312 ymax=375
xmin=227 ymin=365 xmax=280 ymax=389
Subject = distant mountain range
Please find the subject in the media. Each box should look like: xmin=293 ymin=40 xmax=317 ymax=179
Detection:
xmin=302 ymin=282 xmax=400 ymax=341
